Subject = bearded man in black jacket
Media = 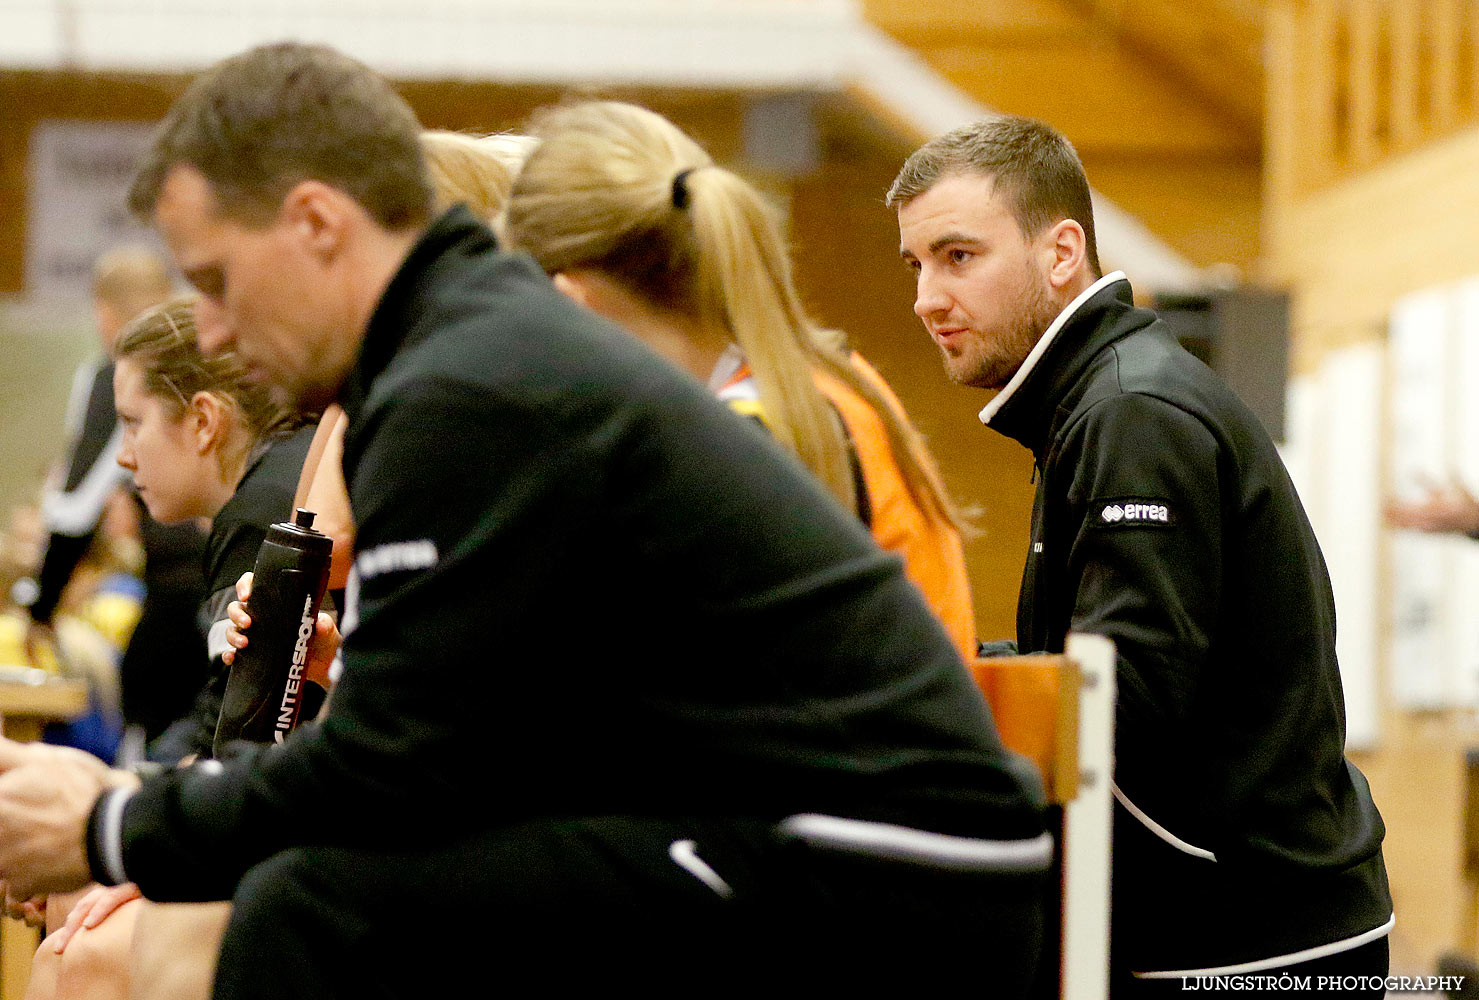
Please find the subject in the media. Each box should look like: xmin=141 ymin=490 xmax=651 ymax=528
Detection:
xmin=0 ymin=44 xmax=1052 ymax=997
xmin=892 ymin=116 xmax=1393 ymax=994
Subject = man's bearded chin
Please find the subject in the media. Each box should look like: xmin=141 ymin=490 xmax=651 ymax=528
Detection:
xmin=953 ymin=308 xmax=1054 ymax=390
xmin=990 ymin=277 xmax=1060 ymax=389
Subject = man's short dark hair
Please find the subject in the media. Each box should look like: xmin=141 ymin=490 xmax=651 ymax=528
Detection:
xmin=129 ymin=42 xmax=433 ymax=230
xmin=887 ymin=115 xmax=1102 ymax=278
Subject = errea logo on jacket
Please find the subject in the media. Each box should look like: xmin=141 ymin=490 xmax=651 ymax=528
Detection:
xmin=356 ymin=539 xmax=438 ymax=579
xmin=1094 ymin=499 xmax=1175 ymax=527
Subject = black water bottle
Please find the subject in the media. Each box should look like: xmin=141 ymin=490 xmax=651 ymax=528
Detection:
xmin=213 ymin=507 xmax=333 ymax=757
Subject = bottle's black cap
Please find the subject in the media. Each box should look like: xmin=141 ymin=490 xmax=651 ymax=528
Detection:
xmin=293 ymin=508 xmax=317 ymax=530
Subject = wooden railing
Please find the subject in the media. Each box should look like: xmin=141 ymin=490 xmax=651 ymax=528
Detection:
xmin=0 ymin=672 xmax=89 ymax=1000
xmin=1269 ymin=0 xmax=1479 ymax=197
xmin=968 ymin=636 xmax=1116 ymax=1000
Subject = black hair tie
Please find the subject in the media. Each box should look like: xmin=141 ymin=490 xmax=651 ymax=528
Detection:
xmin=672 ymin=168 xmax=697 ymax=209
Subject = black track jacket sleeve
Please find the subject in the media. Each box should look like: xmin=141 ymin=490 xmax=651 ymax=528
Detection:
xmin=31 ymin=360 xmax=123 ymax=623
xmin=1058 ymin=393 xmax=1223 ymax=795
xmin=108 ymin=379 xmax=502 ymax=900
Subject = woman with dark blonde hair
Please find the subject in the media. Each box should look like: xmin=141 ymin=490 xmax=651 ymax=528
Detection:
xmin=503 ymin=100 xmax=977 ymax=656
xmin=23 ymin=297 xmax=319 ymax=1000
xmin=111 ymin=298 xmax=321 ymax=762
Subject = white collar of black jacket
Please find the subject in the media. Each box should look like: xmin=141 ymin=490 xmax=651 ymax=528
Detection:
xmin=978 ymin=270 xmax=1129 ymax=427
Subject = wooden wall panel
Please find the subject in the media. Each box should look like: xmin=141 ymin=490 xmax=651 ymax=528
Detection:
xmin=1433 ymin=0 xmax=1462 ymax=130
xmin=0 ymin=71 xmax=186 ymax=294
xmin=0 ymin=70 xmax=754 ymax=296
xmin=861 ymin=0 xmax=1084 ymax=42
xmin=1082 ymin=155 xmax=1263 ymax=271
xmin=1271 ymin=125 xmax=1479 ymax=372
xmin=1066 ymin=0 xmax=1264 ymax=132
xmin=1347 ymin=0 xmax=1382 ymax=167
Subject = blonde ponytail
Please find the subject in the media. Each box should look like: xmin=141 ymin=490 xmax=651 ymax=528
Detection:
xmin=505 ymin=100 xmax=959 ymax=526
xmin=681 ymin=167 xmax=854 ymax=509
xmin=421 ymin=130 xmax=537 ymax=224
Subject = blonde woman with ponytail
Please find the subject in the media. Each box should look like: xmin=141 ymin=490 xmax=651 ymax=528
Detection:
xmin=504 ymin=100 xmax=976 ymax=657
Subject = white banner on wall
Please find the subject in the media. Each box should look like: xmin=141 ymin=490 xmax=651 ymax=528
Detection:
xmin=1287 ymin=349 xmax=1384 ymax=751
xmin=1447 ymin=280 xmax=1479 ymax=706
xmin=1388 ymin=287 xmax=1462 ymax=709
xmin=1280 ymin=373 xmax=1324 ymax=531
xmin=1320 ymin=344 xmax=1384 ymax=750
xmin=26 ymin=120 xmax=166 ymax=299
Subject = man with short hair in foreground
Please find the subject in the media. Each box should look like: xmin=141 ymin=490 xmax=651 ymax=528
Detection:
xmin=891 ymin=116 xmax=1393 ymax=994
xmin=0 ymin=44 xmax=1049 ymax=996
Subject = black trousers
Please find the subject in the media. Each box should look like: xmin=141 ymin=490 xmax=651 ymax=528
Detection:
xmin=213 ymin=816 xmax=1047 ymax=997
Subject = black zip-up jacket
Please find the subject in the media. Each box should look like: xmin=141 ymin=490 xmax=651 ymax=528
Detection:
xmin=148 ymin=425 xmax=316 ymax=764
xmin=93 ymin=208 xmax=1046 ymax=900
xmin=987 ymin=275 xmax=1391 ymax=975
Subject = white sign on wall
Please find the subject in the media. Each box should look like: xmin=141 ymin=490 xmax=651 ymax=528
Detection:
xmin=1285 ymin=346 xmax=1385 ymax=751
xmin=1320 ymin=343 xmax=1385 ymax=749
xmin=1388 ymin=288 xmax=1454 ymax=709
xmin=1446 ymin=279 xmax=1479 ymax=707
xmin=26 ymin=120 xmax=166 ymax=298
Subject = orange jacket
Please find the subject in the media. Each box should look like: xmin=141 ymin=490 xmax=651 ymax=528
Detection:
xmin=716 ymin=353 xmax=976 ymax=659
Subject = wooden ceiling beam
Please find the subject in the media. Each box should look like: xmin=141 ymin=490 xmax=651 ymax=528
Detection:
xmin=860 ymin=0 xmax=1089 ymax=44
xmin=1064 ymin=0 xmax=1265 ymax=134
xmin=917 ymin=40 xmax=1255 ymax=157
xmin=862 ymin=0 xmax=1264 ymax=146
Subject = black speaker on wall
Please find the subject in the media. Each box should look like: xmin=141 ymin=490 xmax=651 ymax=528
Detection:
xmin=1152 ymin=288 xmax=1292 ymax=442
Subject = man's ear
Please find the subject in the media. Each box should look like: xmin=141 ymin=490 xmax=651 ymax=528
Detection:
xmin=188 ymin=391 xmax=229 ymax=456
xmin=280 ymin=180 xmax=351 ymax=261
xmin=1043 ymin=219 xmax=1088 ymax=291
xmin=551 ymin=271 xmax=592 ymax=307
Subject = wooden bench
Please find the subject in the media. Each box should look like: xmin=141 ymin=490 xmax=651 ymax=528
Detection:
xmin=971 ymin=633 xmax=1115 ymax=1000
xmin=0 ymin=670 xmax=90 ymax=1000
